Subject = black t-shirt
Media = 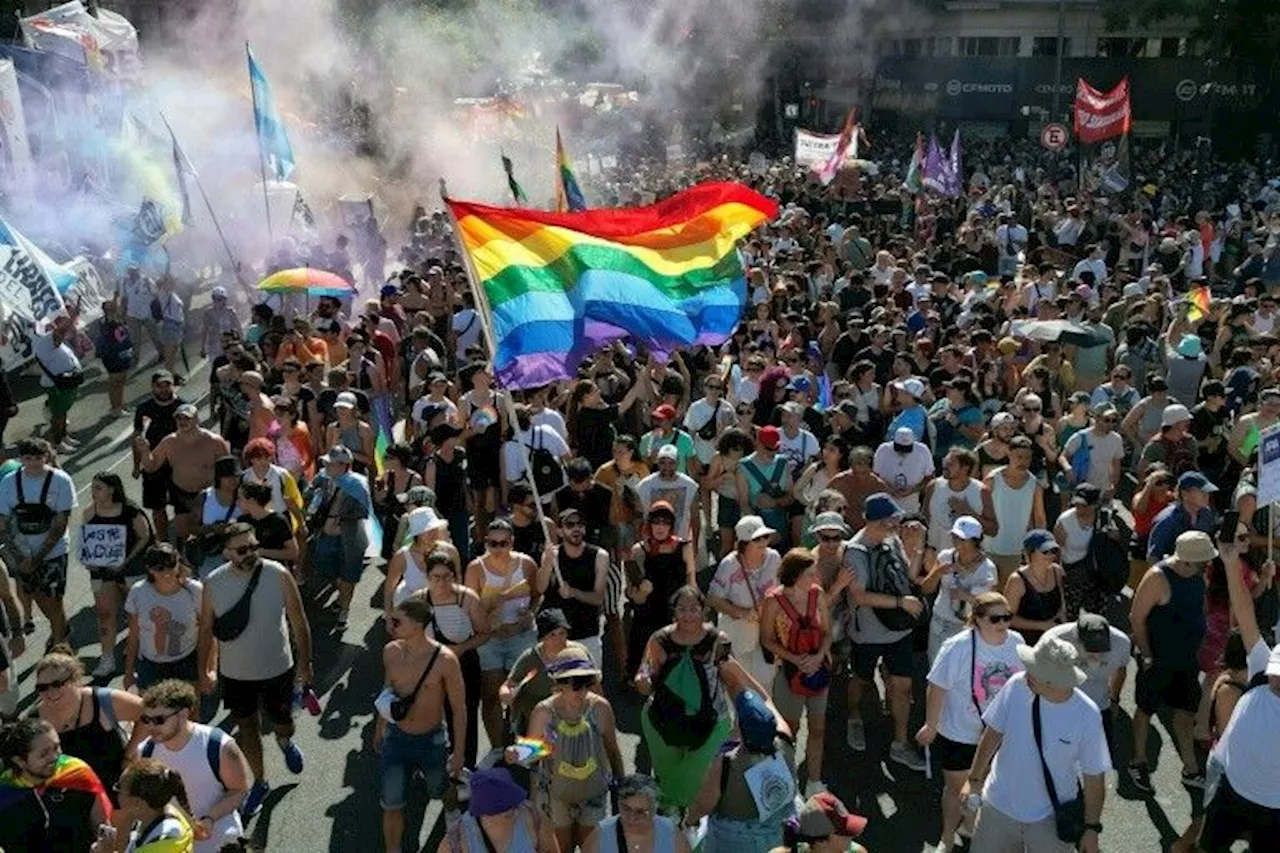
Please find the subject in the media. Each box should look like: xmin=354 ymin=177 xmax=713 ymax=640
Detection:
xmin=1189 ymin=403 xmax=1230 ymax=471
xmin=554 ymin=484 xmax=614 ymax=546
xmin=574 ymin=405 xmax=618 ymax=470
xmin=239 ymin=511 xmax=293 ymax=553
xmin=854 ymin=345 xmax=897 ymax=388
xmin=134 ymin=396 xmax=185 ymax=448
xmin=831 ymin=330 xmax=865 ymax=379
xmin=0 ymin=786 xmax=100 ymax=853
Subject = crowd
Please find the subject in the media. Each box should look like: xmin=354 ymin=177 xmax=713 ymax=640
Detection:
xmin=1 ymin=135 xmax=1280 ymax=853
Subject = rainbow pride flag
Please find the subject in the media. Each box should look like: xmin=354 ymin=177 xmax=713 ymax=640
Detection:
xmin=448 ymin=182 xmax=776 ymax=389
xmin=0 ymin=754 xmax=112 ymax=816
xmin=1186 ymin=284 xmax=1212 ymax=322
xmin=554 ymin=128 xmax=586 ymax=212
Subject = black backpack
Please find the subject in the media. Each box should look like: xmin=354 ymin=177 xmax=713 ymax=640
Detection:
xmin=647 ymin=626 xmax=720 ymax=748
xmin=850 ymin=540 xmax=925 ymax=632
xmin=525 ymin=428 xmax=566 ymax=495
xmin=1087 ymin=505 xmax=1131 ymax=595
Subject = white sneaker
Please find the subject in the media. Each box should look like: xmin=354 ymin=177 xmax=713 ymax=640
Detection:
xmin=92 ymin=655 xmax=115 ymax=679
xmin=57 ymin=441 xmax=78 ymax=455
xmin=804 ymin=780 xmax=828 ymax=797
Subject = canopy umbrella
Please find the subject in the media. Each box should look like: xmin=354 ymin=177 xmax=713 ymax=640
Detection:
xmin=1009 ymin=319 xmax=1110 ymax=348
xmin=257 ymin=267 xmax=354 ymax=298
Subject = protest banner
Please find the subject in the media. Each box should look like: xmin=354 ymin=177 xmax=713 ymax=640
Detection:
xmin=79 ymin=523 xmax=126 ymax=568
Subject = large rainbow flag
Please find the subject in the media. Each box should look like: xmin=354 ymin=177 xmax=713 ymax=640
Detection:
xmin=0 ymin=753 xmax=112 ymax=816
xmin=447 ymin=181 xmax=777 ymax=389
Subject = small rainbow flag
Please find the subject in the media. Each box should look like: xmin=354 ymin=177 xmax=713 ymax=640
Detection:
xmin=511 ymin=736 xmax=554 ymax=764
xmin=447 ymin=182 xmax=777 ymax=389
xmin=1186 ymin=285 xmax=1212 ymax=322
xmin=554 ymin=128 xmax=586 ymax=213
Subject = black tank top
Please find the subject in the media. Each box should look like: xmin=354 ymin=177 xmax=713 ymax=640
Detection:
xmin=542 ymin=544 xmax=603 ymax=640
xmin=433 ymin=450 xmax=467 ymax=514
xmin=57 ymin=688 xmax=128 ymax=799
xmin=83 ymin=504 xmax=146 ymax=575
xmin=634 ymin=541 xmax=690 ymax=624
xmin=1014 ymin=568 xmax=1062 ymax=646
xmin=513 ymin=519 xmax=544 ymax=565
xmin=1148 ymin=565 xmax=1207 ymax=667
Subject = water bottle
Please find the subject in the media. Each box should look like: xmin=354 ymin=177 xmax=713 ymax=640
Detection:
xmin=300 ymin=684 xmax=322 ymax=716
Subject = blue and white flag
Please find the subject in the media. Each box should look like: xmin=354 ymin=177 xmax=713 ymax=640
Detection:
xmin=0 ymin=216 xmax=73 ymax=325
xmin=247 ymin=44 xmax=295 ymax=181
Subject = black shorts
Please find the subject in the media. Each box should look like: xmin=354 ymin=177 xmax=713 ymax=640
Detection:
xmin=934 ymin=733 xmax=978 ymax=773
xmin=220 ymin=667 xmax=295 ymax=726
xmin=170 ymin=484 xmax=202 ymax=515
xmin=141 ymin=466 xmax=171 ymax=510
xmin=1199 ymin=777 xmax=1280 ymax=852
xmin=15 ymin=554 xmax=68 ymax=599
xmin=1135 ymin=665 xmax=1202 ymax=715
xmin=850 ymin=634 xmax=915 ymax=680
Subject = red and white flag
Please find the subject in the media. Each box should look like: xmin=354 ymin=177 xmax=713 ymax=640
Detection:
xmin=1073 ymin=78 xmax=1130 ymax=144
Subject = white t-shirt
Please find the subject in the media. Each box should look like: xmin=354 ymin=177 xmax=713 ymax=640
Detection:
xmin=32 ymin=332 xmax=81 ymax=389
xmin=996 ymin=224 xmax=1028 ymax=259
xmin=729 ymin=366 xmax=760 ymax=405
xmin=0 ymin=467 xmax=78 ymax=558
xmin=981 ymin=672 xmax=1112 ymax=822
xmin=1043 ymin=623 xmax=1131 ymax=711
xmin=1213 ymin=639 xmax=1280 ymax=807
xmin=531 ymin=408 xmax=568 ymax=442
xmin=872 ymin=441 xmax=934 ymax=513
xmin=930 ymin=550 xmax=997 ymax=628
xmin=411 ymin=395 xmax=458 ymax=427
xmin=124 ymin=579 xmax=203 ymax=663
xmin=710 ymin=550 xmax=782 ymax=611
xmin=452 ymin=308 xmax=483 ymax=360
xmin=684 ymin=397 xmax=736 ymax=465
xmin=121 ymin=275 xmax=155 ymax=321
xmin=503 ymin=425 xmax=570 ymax=485
xmin=1062 ymin=429 xmax=1125 ymax=491
xmin=635 ymin=472 xmax=700 ymax=539
xmin=928 ymin=628 xmax=1026 ymax=744
xmin=778 ymin=427 xmax=820 ymax=473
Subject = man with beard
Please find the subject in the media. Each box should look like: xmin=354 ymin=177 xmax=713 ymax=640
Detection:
xmin=636 ymin=445 xmax=700 ymax=543
xmin=132 ymin=371 xmax=185 ymax=542
xmin=0 ymin=718 xmax=111 ymax=853
xmin=198 ymin=522 xmax=312 ymax=819
xmin=133 ymin=403 xmax=230 ymax=542
xmin=138 ymin=679 xmax=251 ymax=846
xmin=537 ymin=507 xmax=610 ymax=665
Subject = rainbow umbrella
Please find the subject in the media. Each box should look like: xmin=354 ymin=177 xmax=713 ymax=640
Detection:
xmin=257 ymin=267 xmax=354 ymax=297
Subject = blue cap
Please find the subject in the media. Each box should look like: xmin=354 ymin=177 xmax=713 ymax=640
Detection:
xmin=1178 ymin=471 xmax=1218 ymax=492
xmin=786 ymin=375 xmax=812 ymax=393
xmin=863 ymin=492 xmax=904 ymax=523
xmin=1022 ymin=528 xmax=1059 ymax=554
xmin=734 ymin=690 xmax=777 ymax=751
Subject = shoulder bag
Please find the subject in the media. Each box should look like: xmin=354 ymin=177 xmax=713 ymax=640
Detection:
xmin=390 ymin=645 xmax=442 ymax=722
xmin=211 ymin=561 xmax=265 ymax=642
xmin=1031 ymin=695 xmax=1086 ymax=845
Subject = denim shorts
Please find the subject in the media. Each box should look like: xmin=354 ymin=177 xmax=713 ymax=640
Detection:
xmin=380 ymin=723 xmax=449 ymax=810
xmin=478 ymin=628 xmax=536 ymax=672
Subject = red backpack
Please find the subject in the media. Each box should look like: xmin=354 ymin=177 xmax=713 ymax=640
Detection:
xmin=774 ymin=586 xmax=830 ymax=696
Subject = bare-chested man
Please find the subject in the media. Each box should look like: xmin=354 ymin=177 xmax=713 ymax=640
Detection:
xmin=375 ymin=592 xmax=465 ymax=853
xmin=132 ymin=402 xmax=230 ymax=540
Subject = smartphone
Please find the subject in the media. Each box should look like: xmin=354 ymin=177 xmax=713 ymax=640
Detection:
xmin=1218 ymin=509 xmax=1240 ymax=542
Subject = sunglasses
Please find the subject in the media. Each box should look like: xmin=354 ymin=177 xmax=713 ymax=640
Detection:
xmin=984 ymin=613 xmax=1014 ymax=624
xmin=559 ymin=675 xmax=593 ymax=691
xmin=562 ymin=521 xmax=586 ymax=530
xmin=736 ymin=407 xmax=752 ymax=415
xmin=486 ymin=539 xmax=512 ymax=549
xmin=231 ymin=543 xmax=259 ymax=556
xmin=35 ymin=676 xmax=72 ymax=693
xmin=139 ymin=710 xmax=180 ymax=726
xmin=427 ymin=571 xmax=454 ymax=582
xmin=818 ymin=533 xmax=845 ymax=543
xmin=1024 ymin=406 xmax=1042 ymax=413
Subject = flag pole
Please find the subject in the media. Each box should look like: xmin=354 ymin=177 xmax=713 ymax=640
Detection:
xmin=159 ymin=112 xmax=248 ymax=292
xmin=246 ymin=42 xmax=275 ymax=248
xmin=438 ymin=179 xmax=553 ymax=545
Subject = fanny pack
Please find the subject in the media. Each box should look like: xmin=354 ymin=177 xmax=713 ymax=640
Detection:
xmin=212 ymin=561 xmax=264 ymax=642
xmin=34 ymin=351 xmax=84 ymax=391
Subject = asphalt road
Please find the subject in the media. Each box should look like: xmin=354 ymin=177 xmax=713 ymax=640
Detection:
xmin=2 ymin=330 xmax=1218 ymax=853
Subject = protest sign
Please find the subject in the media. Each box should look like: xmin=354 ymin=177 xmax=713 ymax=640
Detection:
xmin=80 ymin=523 xmax=126 ymax=568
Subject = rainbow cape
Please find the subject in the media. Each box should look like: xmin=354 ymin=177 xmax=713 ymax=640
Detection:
xmin=0 ymin=753 xmax=112 ymax=816
xmin=447 ymin=181 xmax=777 ymax=389
xmin=554 ymin=128 xmax=587 ymax=213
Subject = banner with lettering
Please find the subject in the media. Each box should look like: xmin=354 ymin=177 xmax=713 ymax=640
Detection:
xmin=79 ymin=523 xmax=126 ymax=568
xmin=794 ymin=129 xmax=841 ymax=168
xmin=1074 ymin=78 xmax=1130 ymax=144
xmin=0 ymin=216 xmax=74 ymax=367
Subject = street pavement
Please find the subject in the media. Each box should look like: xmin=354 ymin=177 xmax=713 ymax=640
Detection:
xmin=2 ymin=332 xmax=1216 ymax=853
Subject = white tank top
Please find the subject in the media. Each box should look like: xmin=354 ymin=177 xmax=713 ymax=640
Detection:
xmin=481 ymin=556 xmax=530 ymax=625
xmin=1057 ymin=508 xmax=1093 ymax=564
xmin=926 ymin=476 xmax=984 ymax=551
xmin=983 ymin=469 xmax=1037 ymax=556
xmin=201 ymin=488 xmax=238 ymax=527
xmin=143 ymin=724 xmax=244 ymax=853
xmin=393 ymin=547 xmax=428 ymax=606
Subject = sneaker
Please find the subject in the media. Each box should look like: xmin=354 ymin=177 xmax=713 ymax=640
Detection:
xmin=804 ymin=780 xmax=828 ymax=797
xmin=279 ymin=738 xmax=305 ymax=774
xmin=91 ymin=655 xmax=115 ymax=679
xmin=335 ymin=604 xmax=350 ymax=630
xmin=1181 ymin=769 xmax=1206 ymax=789
xmin=846 ymin=718 xmax=867 ymax=752
xmin=889 ymin=740 xmax=927 ymax=772
xmin=240 ymin=780 xmax=270 ymax=819
xmin=57 ymin=441 xmax=78 ymax=454
xmin=1128 ymin=763 xmax=1155 ymax=796
xmin=110 ymin=407 xmax=132 ymax=418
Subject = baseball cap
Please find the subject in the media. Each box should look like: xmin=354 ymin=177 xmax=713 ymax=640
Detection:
xmin=893 ymin=427 xmax=916 ymax=447
xmin=558 ymin=507 xmax=585 ymax=524
xmin=950 ymin=515 xmax=983 ymax=541
xmin=174 ymin=402 xmax=198 ymax=419
xmin=786 ymin=375 xmax=812 ymax=393
xmin=758 ymin=425 xmax=781 ymax=450
xmin=1178 ymin=471 xmax=1218 ymax=493
xmin=396 ymin=485 xmax=436 ymax=506
xmin=795 ymin=792 xmax=868 ymax=840
xmin=863 ymin=492 xmax=904 ymax=523
xmin=781 ymin=401 xmax=805 ymax=417
xmin=152 ymin=370 xmax=174 ymax=384
xmin=834 ymin=400 xmax=859 ymax=420
xmin=211 ymin=286 xmax=227 ymax=299
xmin=892 ymin=378 xmax=925 ymax=399
xmin=334 ymin=391 xmax=358 ymax=409
xmin=1161 ymin=403 xmax=1192 ymax=427
xmin=1071 ymin=483 xmax=1102 ymax=506
xmin=651 ymin=403 xmax=677 ymax=422
xmin=1023 ymin=529 xmax=1059 ymax=554
xmin=1202 ymin=380 xmax=1227 ymax=399
xmin=656 ymin=444 xmax=679 ymax=461
xmin=1076 ymin=613 xmax=1113 ymax=654
xmin=430 ymin=423 xmax=464 ymax=445
xmin=990 ymin=411 xmax=1016 ymax=429
xmin=325 ymin=445 xmax=354 ymax=464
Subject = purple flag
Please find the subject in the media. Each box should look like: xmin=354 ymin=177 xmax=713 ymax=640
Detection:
xmin=943 ymin=129 xmax=963 ymax=197
xmin=922 ymin=134 xmax=946 ymax=194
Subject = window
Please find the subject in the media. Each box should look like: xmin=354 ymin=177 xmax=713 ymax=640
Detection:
xmin=1098 ymin=37 xmax=1144 ymax=58
xmin=958 ymin=36 xmax=1020 ymax=57
xmin=1033 ymin=36 xmax=1071 ymax=57
xmin=902 ymin=39 xmax=923 ymax=57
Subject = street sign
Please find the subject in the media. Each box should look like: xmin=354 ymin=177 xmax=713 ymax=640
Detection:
xmin=1040 ymin=122 xmax=1069 ymax=152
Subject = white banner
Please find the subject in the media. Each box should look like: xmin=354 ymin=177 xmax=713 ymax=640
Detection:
xmin=20 ymin=1 xmax=140 ymax=78
xmin=79 ymin=523 xmax=126 ymax=568
xmin=794 ymin=129 xmax=841 ymax=168
xmin=0 ymin=61 xmax=33 ymax=193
